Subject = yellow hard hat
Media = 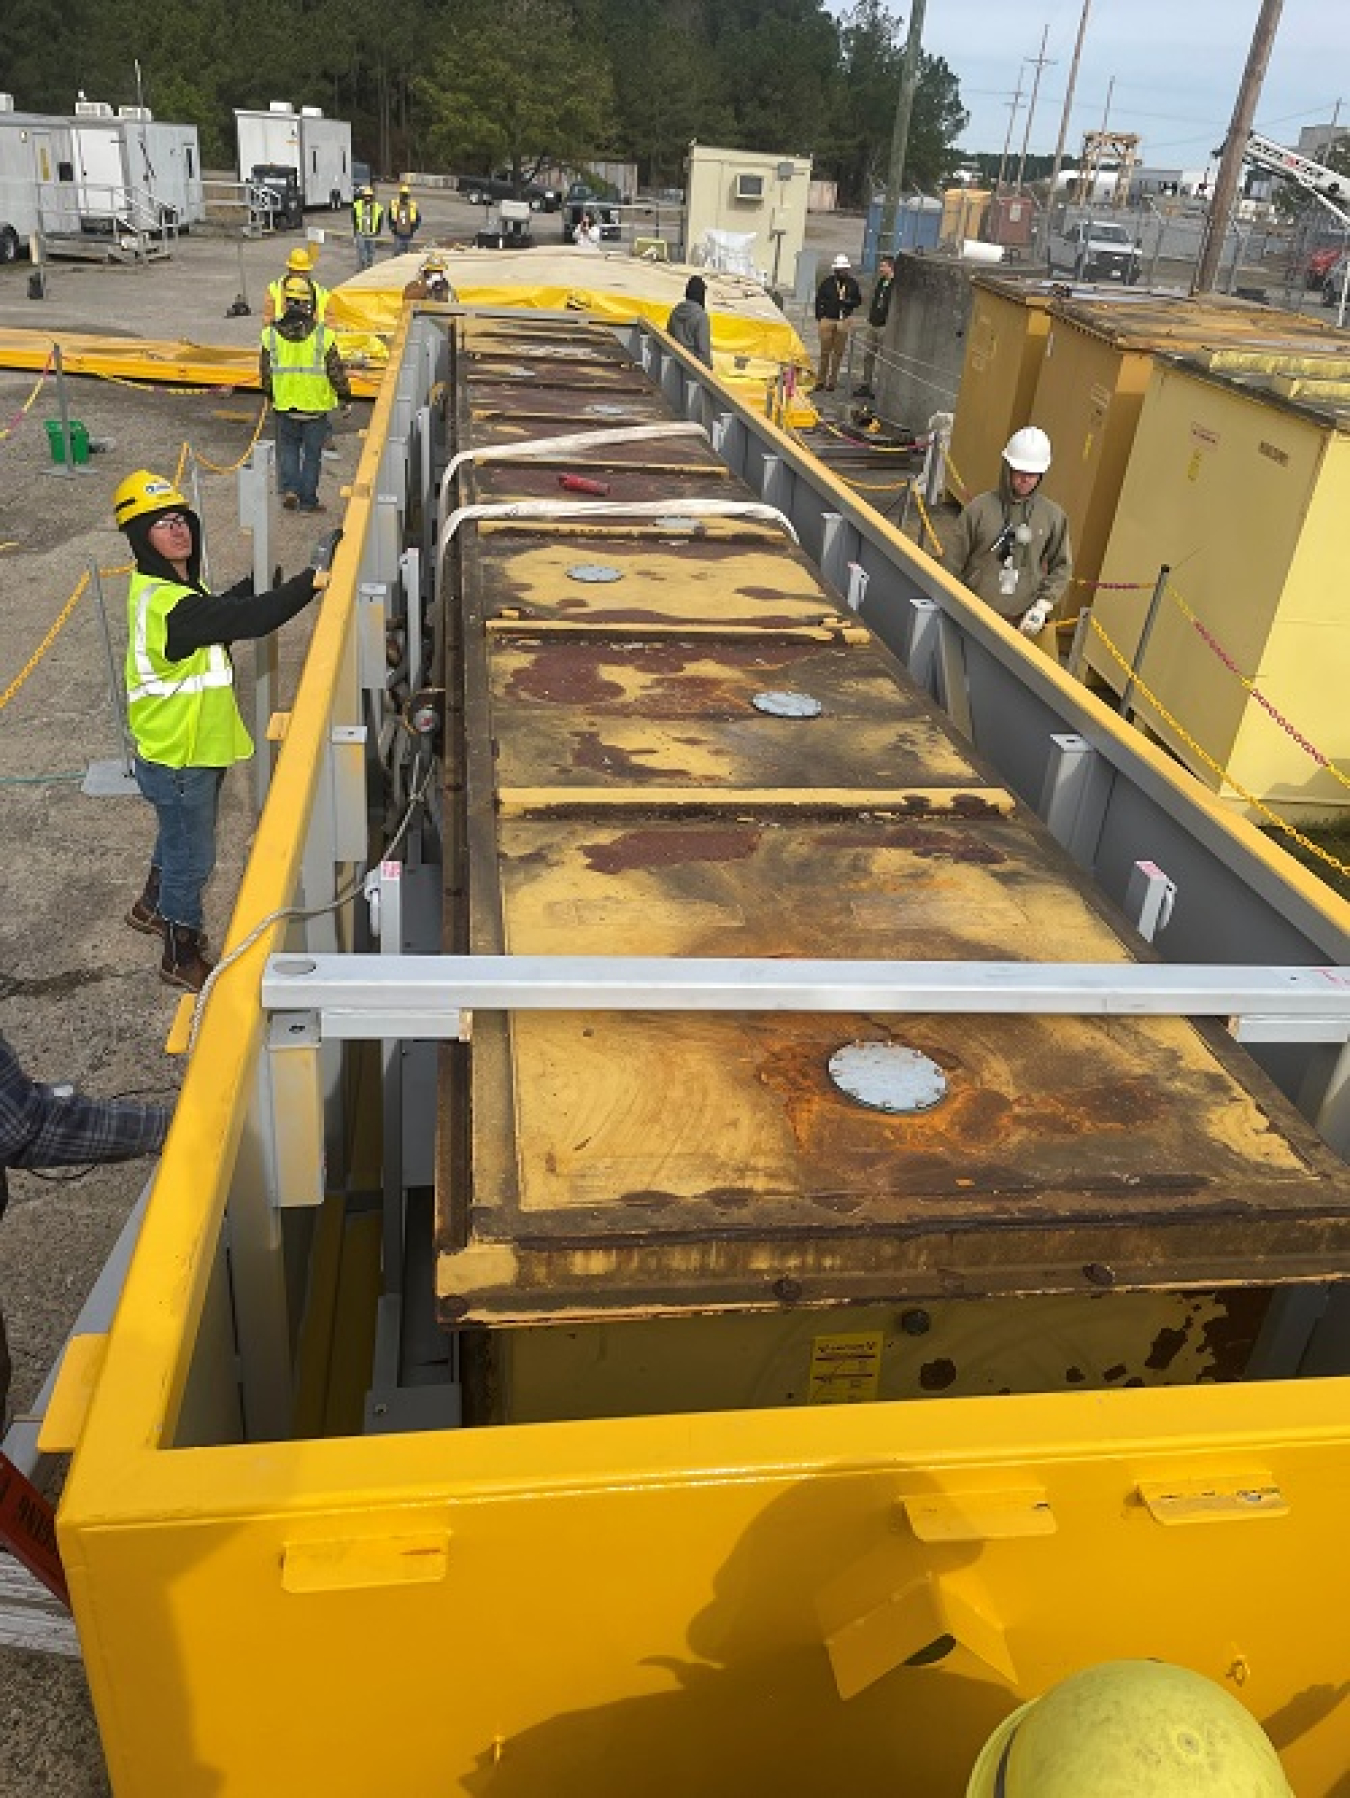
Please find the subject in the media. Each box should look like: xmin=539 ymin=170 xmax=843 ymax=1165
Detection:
xmin=281 ymin=273 xmax=315 ymax=305
xmin=399 ymin=181 xmax=411 ymax=195
xmin=421 ymin=251 xmax=446 ymax=272
xmin=967 ymin=1663 xmax=1294 ymax=1798
xmin=113 ymin=469 xmax=188 ymax=530
xmin=286 ymin=246 xmax=314 ymax=272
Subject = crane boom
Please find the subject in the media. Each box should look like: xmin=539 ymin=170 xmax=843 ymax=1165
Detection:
xmin=1235 ymin=129 xmax=1350 ymax=226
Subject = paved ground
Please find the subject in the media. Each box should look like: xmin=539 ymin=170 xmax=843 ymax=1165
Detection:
xmin=0 ymin=189 xmax=864 ymax=1795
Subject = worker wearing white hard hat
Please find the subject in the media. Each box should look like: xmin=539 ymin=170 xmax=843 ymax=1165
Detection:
xmin=812 ymin=252 xmax=863 ymax=394
xmin=951 ymin=424 xmax=1072 ymax=648
xmin=966 ymin=1660 xmax=1294 ymax=1798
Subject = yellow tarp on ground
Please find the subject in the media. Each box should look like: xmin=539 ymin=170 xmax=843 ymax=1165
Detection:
xmin=0 ymin=328 xmax=386 ymax=399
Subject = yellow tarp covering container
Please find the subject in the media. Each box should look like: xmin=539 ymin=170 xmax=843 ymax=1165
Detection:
xmin=948 ymin=276 xmax=1058 ymax=502
xmin=328 ymin=245 xmax=816 ymax=412
xmin=1087 ymin=352 xmax=1350 ymax=814
xmin=1028 ymin=294 xmax=1343 ymax=606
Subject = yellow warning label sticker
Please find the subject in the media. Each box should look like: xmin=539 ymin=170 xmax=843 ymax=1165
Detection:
xmin=808 ymin=1332 xmax=883 ymax=1405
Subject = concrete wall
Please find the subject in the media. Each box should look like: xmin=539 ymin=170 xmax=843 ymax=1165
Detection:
xmin=870 ymin=252 xmax=975 ymax=434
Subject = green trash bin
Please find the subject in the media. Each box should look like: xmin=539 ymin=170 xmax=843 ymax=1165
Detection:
xmin=44 ymin=419 xmax=90 ymax=465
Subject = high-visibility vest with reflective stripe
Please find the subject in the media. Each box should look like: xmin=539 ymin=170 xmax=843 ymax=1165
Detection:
xmin=266 ymin=322 xmax=337 ymax=414
xmin=268 ymin=277 xmax=330 ymax=319
xmin=353 ymin=199 xmax=383 ymax=236
xmin=125 ymin=573 xmax=253 ymax=768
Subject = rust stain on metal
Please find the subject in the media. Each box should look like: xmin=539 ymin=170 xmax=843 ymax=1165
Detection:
xmin=505 ymin=645 xmax=626 ymax=706
xmin=581 ymin=826 xmax=760 ymax=875
xmin=1197 ymin=1289 xmax=1272 ymax=1379
xmin=1145 ymin=1321 xmax=1192 ymax=1371
xmin=813 ymin=824 xmax=1008 ymax=864
xmin=572 ymin=730 xmax=694 ymax=783
xmin=919 ymin=1358 xmax=957 ymax=1390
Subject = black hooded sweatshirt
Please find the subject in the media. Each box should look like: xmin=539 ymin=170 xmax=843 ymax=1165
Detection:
xmin=125 ymin=508 xmax=319 ymax=664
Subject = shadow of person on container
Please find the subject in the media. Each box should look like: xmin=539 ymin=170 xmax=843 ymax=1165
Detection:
xmin=459 ymin=1468 xmax=1012 ymax=1797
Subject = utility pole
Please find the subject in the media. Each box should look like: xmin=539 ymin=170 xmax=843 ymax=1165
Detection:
xmin=1016 ymin=25 xmax=1055 ymax=192
xmin=996 ymin=69 xmax=1026 ymax=194
xmin=1194 ymin=0 xmax=1285 ymax=293
xmin=878 ymin=0 xmax=929 ymax=262
xmin=1046 ymin=0 xmax=1092 ymax=217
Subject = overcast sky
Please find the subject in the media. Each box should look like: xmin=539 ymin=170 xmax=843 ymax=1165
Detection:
xmin=916 ymin=0 xmax=1346 ymax=170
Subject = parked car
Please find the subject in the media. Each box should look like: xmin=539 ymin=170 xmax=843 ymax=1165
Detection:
xmin=562 ymin=182 xmax=621 ymax=243
xmin=1050 ymin=217 xmax=1141 ymax=283
xmin=458 ymin=171 xmax=559 ymax=211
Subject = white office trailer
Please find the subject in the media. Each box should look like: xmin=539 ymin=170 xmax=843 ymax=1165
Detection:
xmin=0 ymin=100 xmax=71 ymax=258
xmin=684 ymin=145 xmax=812 ymax=287
xmin=69 ymin=104 xmax=205 ymax=227
xmin=235 ymin=104 xmax=353 ymax=210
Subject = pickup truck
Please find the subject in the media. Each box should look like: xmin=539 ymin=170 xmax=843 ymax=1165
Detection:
xmin=457 ymin=171 xmax=560 ymax=212
xmin=1051 ymin=217 xmax=1142 ymax=283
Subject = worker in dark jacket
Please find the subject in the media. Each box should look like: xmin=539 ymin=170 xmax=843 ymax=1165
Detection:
xmin=0 ymin=1029 xmax=172 ymax=1420
xmin=259 ymin=275 xmax=352 ymax=513
xmin=665 ymin=275 xmax=713 ymax=367
xmin=812 ymin=253 xmax=863 ymax=392
xmin=854 ymin=254 xmax=895 ymax=398
xmin=114 ymin=468 xmax=334 ymax=991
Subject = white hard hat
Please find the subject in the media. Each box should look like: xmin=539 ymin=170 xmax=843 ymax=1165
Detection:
xmin=1003 ymin=425 xmax=1053 ymax=474
xmin=832 ymin=253 xmax=851 ymax=269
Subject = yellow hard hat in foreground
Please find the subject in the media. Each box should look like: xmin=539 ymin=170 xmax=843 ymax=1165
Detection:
xmin=967 ymin=1662 xmax=1293 ymax=1798
xmin=113 ymin=469 xmax=188 ymax=529
xmin=286 ymin=246 xmax=314 ymax=272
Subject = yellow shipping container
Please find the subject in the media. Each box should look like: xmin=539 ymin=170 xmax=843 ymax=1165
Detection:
xmin=1084 ymin=350 xmax=1350 ymax=815
xmin=947 ymin=276 xmax=1056 ymax=503
xmin=1028 ymin=295 xmax=1342 ymax=613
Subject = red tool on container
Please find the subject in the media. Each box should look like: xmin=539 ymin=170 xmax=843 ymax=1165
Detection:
xmin=558 ymin=473 xmax=611 ymax=495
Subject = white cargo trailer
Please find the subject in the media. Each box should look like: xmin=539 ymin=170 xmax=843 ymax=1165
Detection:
xmin=0 ymin=109 xmax=74 ymax=259
xmin=235 ymin=103 xmax=352 ymax=210
xmin=68 ymin=104 xmax=204 ymax=227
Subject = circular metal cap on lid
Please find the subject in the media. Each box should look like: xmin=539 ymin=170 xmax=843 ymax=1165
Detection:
xmin=566 ymin=563 xmax=624 ymax=583
xmin=827 ymin=1042 xmax=948 ymax=1113
xmin=752 ymin=690 xmax=823 ymax=718
xmin=584 ymin=402 xmax=633 ymax=417
xmin=654 ymin=515 xmax=702 ymax=533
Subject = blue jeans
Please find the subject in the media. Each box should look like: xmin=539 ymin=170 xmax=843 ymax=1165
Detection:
xmin=275 ymin=410 xmax=329 ymax=508
xmin=355 ymin=234 xmax=378 ymax=269
xmin=133 ymin=758 xmax=224 ymax=931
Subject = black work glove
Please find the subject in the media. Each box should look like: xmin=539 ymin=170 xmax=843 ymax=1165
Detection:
xmin=311 ymin=528 xmax=344 ymax=573
xmin=222 ymin=574 xmax=256 ymax=601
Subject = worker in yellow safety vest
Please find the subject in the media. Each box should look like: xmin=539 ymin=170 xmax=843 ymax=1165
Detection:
xmin=260 ymin=274 xmax=353 ymax=513
xmin=352 ymin=184 xmax=384 ymax=269
xmin=114 ymin=470 xmax=335 ymax=991
xmin=388 ymin=181 xmax=421 ymax=253
xmin=262 ymin=244 xmax=331 ymax=324
xmin=966 ymin=1660 xmax=1294 ymax=1798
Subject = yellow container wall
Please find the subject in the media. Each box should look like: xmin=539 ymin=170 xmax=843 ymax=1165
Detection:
xmin=1090 ymin=359 xmax=1350 ymax=811
xmin=948 ymin=280 xmax=1053 ymax=503
xmin=1028 ymin=320 xmax=1155 ymax=600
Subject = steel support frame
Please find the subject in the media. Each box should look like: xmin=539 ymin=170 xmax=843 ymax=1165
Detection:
xmin=261 ymin=953 xmax=1350 ymax=1044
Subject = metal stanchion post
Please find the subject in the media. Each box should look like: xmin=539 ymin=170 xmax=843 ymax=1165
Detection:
xmin=238 ymin=440 xmax=277 ymax=811
xmin=52 ymin=343 xmax=74 ymax=477
xmin=81 ymin=559 xmax=141 ymax=797
xmin=1120 ymin=563 xmax=1171 ymax=723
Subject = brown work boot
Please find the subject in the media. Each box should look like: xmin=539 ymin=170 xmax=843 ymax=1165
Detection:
xmin=126 ymin=865 xmax=163 ymax=937
xmin=160 ymin=924 xmax=215 ymax=993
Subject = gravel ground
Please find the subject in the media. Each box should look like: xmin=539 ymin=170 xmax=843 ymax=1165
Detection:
xmin=0 ymin=191 xmax=863 ymax=1795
